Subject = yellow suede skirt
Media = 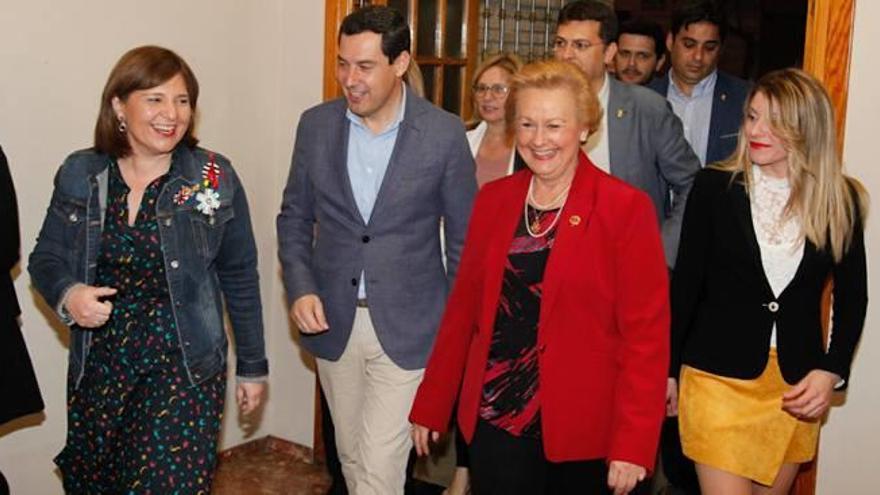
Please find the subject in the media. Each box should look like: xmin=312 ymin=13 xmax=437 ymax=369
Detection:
xmin=679 ymin=349 xmax=819 ymax=486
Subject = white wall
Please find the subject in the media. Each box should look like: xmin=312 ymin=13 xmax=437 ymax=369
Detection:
xmin=0 ymin=1 xmax=323 ymax=492
xmin=818 ymin=1 xmax=880 ymax=492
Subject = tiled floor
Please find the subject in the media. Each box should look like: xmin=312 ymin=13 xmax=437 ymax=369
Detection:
xmin=212 ymin=437 xmax=331 ymax=495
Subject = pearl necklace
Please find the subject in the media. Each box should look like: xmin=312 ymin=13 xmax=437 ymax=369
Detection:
xmin=524 ymin=176 xmax=570 ymax=238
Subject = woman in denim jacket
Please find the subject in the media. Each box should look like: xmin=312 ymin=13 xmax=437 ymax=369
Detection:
xmin=29 ymin=45 xmax=267 ymax=493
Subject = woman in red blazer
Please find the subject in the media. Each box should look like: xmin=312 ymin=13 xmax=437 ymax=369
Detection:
xmin=410 ymin=60 xmax=669 ymax=495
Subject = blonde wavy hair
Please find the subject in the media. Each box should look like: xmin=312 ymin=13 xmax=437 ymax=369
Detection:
xmin=506 ymin=59 xmax=602 ymax=135
xmin=715 ymin=68 xmax=868 ymax=262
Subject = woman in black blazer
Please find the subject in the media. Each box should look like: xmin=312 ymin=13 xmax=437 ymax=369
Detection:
xmin=668 ymin=69 xmax=868 ymax=493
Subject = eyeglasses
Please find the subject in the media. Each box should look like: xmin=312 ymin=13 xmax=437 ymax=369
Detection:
xmin=473 ymin=84 xmax=510 ymax=97
xmin=553 ymin=38 xmax=605 ymax=53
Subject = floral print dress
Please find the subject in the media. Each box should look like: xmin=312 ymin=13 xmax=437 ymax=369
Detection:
xmin=56 ymin=162 xmax=226 ymax=494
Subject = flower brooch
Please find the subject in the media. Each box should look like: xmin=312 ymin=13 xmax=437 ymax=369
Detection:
xmin=173 ymin=153 xmax=223 ymax=217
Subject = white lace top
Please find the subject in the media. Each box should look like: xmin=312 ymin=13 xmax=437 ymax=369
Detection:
xmin=750 ymin=165 xmax=804 ymax=347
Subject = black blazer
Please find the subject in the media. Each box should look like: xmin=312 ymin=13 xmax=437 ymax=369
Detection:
xmin=671 ymin=168 xmax=867 ymax=387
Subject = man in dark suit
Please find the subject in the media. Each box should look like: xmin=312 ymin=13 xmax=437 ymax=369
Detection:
xmin=649 ymin=0 xmax=751 ymax=167
xmin=551 ymin=0 xmax=701 ymax=267
xmin=277 ymin=6 xmax=476 ymax=494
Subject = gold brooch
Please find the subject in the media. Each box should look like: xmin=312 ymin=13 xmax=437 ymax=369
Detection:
xmin=569 ymin=215 xmax=581 ymax=226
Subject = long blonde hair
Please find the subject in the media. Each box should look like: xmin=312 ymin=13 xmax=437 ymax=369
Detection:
xmin=715 ymin=68 xmax=868 ymax=262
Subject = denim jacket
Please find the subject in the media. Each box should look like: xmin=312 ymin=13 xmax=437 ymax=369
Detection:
xmin=29 ymin=145 xmax=268 ymax=387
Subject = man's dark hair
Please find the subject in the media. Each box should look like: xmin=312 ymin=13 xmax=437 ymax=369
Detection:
xmin=618 ymin=18 xmax=666 ymax=58
xmin=671 ymin=0 xmax=727 ymax=42
xmin=339 ymin=6 xmax=411 ymax=64
xmin=557 ymin=1 xmax=618 ymax=45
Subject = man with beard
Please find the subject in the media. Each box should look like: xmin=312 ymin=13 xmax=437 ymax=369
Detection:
xmin=614 ymin=19 xmax=666 ymax=85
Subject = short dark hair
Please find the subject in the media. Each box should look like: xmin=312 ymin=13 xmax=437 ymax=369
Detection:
xmin=94 ymin=45 xmax=199 ymax=158
xmin=339 ymin=6 xmax=411 ymax=64
xmin=618 ymin=18 xmax=666 ymax=58
xmin=557 ymin=1 xmax=618 ymax=44
xmin=671 ymin=0 xmax=727 ymax=42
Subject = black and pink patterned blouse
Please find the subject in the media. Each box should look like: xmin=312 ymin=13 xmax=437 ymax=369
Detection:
xmin=479 ymin=205 xmax=558 ymax=438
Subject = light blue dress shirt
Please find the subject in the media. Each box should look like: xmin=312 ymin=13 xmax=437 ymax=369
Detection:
xmin=346 ymin=84 xmax=407 ymax=298
xmin=667 ymin=70 xmax=717 ymax=167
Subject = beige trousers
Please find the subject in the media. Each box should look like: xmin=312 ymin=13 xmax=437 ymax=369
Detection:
xmin=317 ymin=307 xmax=425 ymax=495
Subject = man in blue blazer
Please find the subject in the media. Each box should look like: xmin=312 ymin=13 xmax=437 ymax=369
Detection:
xmin=551 ymin=1 xmax=701 ymax=268
xmin=648 ymin=0 xmax=751 ymax=167
xmin=277 ymin=6 xmax=476 ymax=494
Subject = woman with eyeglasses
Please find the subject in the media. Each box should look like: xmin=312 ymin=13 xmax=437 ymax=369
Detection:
xmin=437 ymin=53 xmax=525 ymax=495
xmin=467 ymin=53 xmax=523 ymax=188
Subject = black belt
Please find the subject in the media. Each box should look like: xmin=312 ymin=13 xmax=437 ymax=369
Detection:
xmin=356 ymin=298 xmax=369 ymax=308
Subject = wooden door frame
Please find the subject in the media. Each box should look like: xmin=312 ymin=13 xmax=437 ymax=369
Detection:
xmin=804 ymin=0 xmax=855 ymax=150
xmin=316 ymin=2 xmax=856 ymax=493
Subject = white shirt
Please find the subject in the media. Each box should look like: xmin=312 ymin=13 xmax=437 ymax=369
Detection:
xmin=750 ymin=165 xmax=804 ymax=347
xmin=585 ymin=74 xmax=611 ymax=173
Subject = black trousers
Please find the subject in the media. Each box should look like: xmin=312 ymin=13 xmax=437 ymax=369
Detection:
xmin=468 ymin=420 xmax=619 ymax=495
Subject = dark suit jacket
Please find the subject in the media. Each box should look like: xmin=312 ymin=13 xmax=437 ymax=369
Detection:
xmin=649 ymin=71 xmax=751 ymax=165
xmin=517 ymin=77 xmax=701 ymax=267
xmin=277 ymin=86 xmax=477 ymax=369
xmin=671 ymin=168 xmax=867 ymax=386
xmin=411 ymin=153 xmax=669 ymax=469
xmin=0 ymin=145 xmax=45 ymax=425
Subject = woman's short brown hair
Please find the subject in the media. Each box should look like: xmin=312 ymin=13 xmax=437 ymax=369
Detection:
xmin=507 ymin=59 xmax=602 ymax=134
xmin=94 ymin=45 xmax=199 ymax=157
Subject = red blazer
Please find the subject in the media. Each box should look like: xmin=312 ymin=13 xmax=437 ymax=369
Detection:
xmin=410 ymin=153 xmax=670 ymax=469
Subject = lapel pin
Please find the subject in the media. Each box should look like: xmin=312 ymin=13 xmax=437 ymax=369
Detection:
xmin=721 ymin=93 xmax=728 ymax=102
xmin=616 ymin=108 xmax=626 ymax=119
xmin=569 ymin=215 xmax=581 ymax=226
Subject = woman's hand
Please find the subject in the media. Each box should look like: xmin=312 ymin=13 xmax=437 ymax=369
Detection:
xmin=666 ymin=377 xmax=679 ymax=417
xmin=782 ymin=369 xmax=840 ymax=420
xmin=411 ymin=423 xmax=440 ymax=457
xmin=236 ymin=381 xmax=266 ymax=415
xmin=64 ymin=284 xmax=117 ymax=328
xmin=607 ymin=460 xmax=646 ymax=495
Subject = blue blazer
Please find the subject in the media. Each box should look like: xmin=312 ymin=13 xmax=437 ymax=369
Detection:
xmin=649 ymin=71 xmax=751 ymax=165
xmin=278 ymin=86 xmax=477 ymax=369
